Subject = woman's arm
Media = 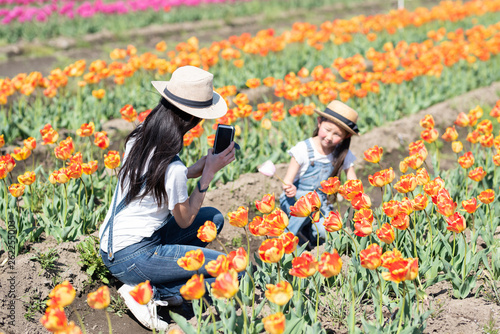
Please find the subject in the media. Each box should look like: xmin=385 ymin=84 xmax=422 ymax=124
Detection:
xmin=172 ymin=142 xmax=236 ymax=228
xmin=345 ymin=165 xmax=357 ymax=180
xmin=282 ymin=157 xmax=300 ymax=198
xmin=186 ymin=155 xmax=206 ymax=179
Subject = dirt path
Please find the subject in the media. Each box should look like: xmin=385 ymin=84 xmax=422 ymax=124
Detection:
xmin=1 ymin=81 xmax=500 ymax=334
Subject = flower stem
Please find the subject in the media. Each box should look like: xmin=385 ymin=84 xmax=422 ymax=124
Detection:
xmin=71 ymin=306 xmax=87 ymax=334
xmin=105 ymin=310 xmax=113 ymax=334
xmin=203 ymin=297 xmax=217 ymax=334
xmin=244 ymin=227 xmax=251 ymax=263
xmin=197 ymin=299 xmax=203 ymax=334
xmin=461 ymin=233 xmax=467 ymax=282
xmin=341 ymin=227 xmax=359 ymax=256
xmin=452 ymin=233 xmax=456 ymax=267
xmin=63 ymin=183 xmax=68 ymax=227
xmin=215 ymin=237 xmax=228 ymax=254
xmin=396 ymin=282 xmax=407 ymax=334
xmin=313 ymin=275 xmax=320 ymax=323
xmin=234 ymin=295 xmax=248 ymax=334
xmin=376 ymin=271 xmax=384 ymax=325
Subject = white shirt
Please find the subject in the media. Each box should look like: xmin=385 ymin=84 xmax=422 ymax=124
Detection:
xmin=99 ymin=139 xmax=189 ymax=253
xmin=288 ymin=138 xmax=356 ymax=182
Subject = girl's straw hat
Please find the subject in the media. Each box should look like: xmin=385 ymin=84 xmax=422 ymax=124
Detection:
xmin=151 ymin=66 xmax=228 ymax=119
xmin=315 ymin=100 xmax=359 ymax=136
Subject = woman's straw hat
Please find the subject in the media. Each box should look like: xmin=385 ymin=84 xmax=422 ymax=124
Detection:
xmin=151 ymin=66 xmax=227 ymax=119
xmin=315 ymin=100 xmax=359 ymax=136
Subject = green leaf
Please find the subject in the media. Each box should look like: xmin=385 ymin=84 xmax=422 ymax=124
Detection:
xmin=283 ymin=317 xmax=305 ymax=334
xmin=169 ymin=311 xmax=197 ymax=334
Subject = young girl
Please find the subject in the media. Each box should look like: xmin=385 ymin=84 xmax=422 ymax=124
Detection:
xmin=99 ymin=66 xmax=236 ymax=331
xmin=280 ymin=100 xmax=359 ymax=248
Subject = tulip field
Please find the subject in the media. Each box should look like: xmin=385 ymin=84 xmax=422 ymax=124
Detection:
xmin=1 ymin=0 xmax=500 ymax=333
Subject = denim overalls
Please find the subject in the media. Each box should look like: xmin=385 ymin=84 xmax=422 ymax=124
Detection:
xmin=99 ymin=157 xmax=225 ymax=300
xmin=280 ymin=138 xmax=334 ymax=240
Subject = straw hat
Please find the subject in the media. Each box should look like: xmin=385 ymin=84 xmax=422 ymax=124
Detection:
xmin=315 ymin=100 xmax=359 ymax=136
xmin=151 ymin=66 xmax=227 ymax=119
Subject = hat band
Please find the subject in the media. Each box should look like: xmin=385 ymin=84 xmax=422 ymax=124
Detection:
xmin=324 ymin=107 xmax=359 ymax=133
xmin=164 ymin=87 xmax=213 ymax=108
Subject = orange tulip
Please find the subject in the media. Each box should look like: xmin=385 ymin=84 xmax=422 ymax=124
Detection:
xmin=211 ymin=269 xmax=239 ymax=299
xmin=381 ymin=258 xmax=410 ymax=284
xmin=468 ymin=166 xmax=486 ymax=182
xmin=8 ymin=183 xmax=25 ymax=197
xmin=415 ymin=168 xmax=430 ymax=185
xmin=0 ymin=134 xmax=4 ymax=148
xmin=477 ymin=119 xmax=493 ymax=134
xmin=398 ymin=197 xmax=414 ymax=215
xmin=227 ymin=206 xmax=248 ymax=228
xmin=318 ymin=176 xmax=340 ymax=195
xmin=263 ymin=77 xmax=276 ymax=87
xmin=420 ymin=128 xmax=438 ymax=143
xmin=423 ymin=177 xmax=445 ymax=197
xmin=76 ymin=122 xmax=95 ymax=137
xmin=246 ymin=78 xmax=261 ymax=88
xmin=54 ymin=145 xmax=72 ymax=161
xmin=47 ymin=280 xmax=76 ymax=309
xmin=351 ymin=192 xmax=371 ymax=210
xmin=255 ymin=193 xmax=275 ymax=214
xmin=446 ymin=212 xmax=466 ymax=234
xmin=318 ymin=250 xmax=343 ymax=278
xmin=0 ymin=163 xmax=7 ymax=180
xmin=436 ymin=188 xmax=456 ymax=217
xmin=40 ymin=307 xmax=67 ymax=332
xmin=466 ymin=130 xmax=480 ymax=144
xmin=323 ymin=210 xmax=342 ymax=232
xmin=180 ymin=274 xmax=205 ymax=300
xmin=405 ymin=257 xmax=419 ymax=281
xmin=493 ymin=153 xmax=500 ymax=167
xmin=92 ymin=89 xmax=105 ymax=100
xmin=248 ymin=216 xmax=268 ymax=236
xmin=376 ymin=223 xmax=395 ymax=244
xmin=391 ymin=213 xmax=410 ymax=231
xmin=206 ymin=134 xmax=215 ymax=147
xmin=404 ymin=154 xmax=424 ymax=170
xmin=409 ymin=140 xmax=428 ymax=159
xmin=12 ymin=146 xmax=31 ymax=161
xmin=368 ymin=170 xmax=386 ymax=187
xmin=262 ymin=312 xmax=285 ymax=334
xmin=381 ymin=249 xmax=403 ymax=269
xmin=129 ymin=281 xmax=153 ymax=305
xmin=353 ymin=208 xmax=373 ymax=223
xmin=479 ymin=134 xmax=494 ymax=148
xmin=279 ymin=232 xmax=299 ymax=254
xmin=478 ymin=189 xmax=495 ymax=204
xmin=24 ymin=137 xmax=36 ymax=150
xmin=454 ymin=112 xmax=469 ymax=127
xmin=289 ymin=195 xmax=313 ymax=217
xmin=50 ymin=169 xmax=70 ymax=184
xmin=451 ymin=141 xmax=463 ymax=153
xmin=82 ymin=161 xmax=98 ymax=175
xmin=412 ymin=194 xmax=429 ymax=211
xmin=338 ymin=179 xmax=364 ymax=201
xmin=205 ymin=254 xmax=230 ymax=277
xmin=289 ymin=251 xmax=318 ymax=278
xmin=40 ymin=124 xmax=59 ymax=145
xmin=138 ymin=109 xmax=152 ymax=123
xmin=197 ymin=220 xmax=217 ymax=243
xmin=360 ymin=243 xmax=382 ymax=270
xmin=354 ymin=218 xmax=372 ymax=237
xmin=419 ymin=114 xmax=435 ymax=129
xmin=155 ymin=40 xmax=167 ymax=52
xmin=382 ymin=201 xmax=400 ymax=217
xmin=265 ymin=281 xmax=293 ymax=306
xmin=461 ymin=197 xmax=480 ymax=214
xmin=258 ymin=238 xmax=285 ymax=263
xmin=227 ymin=247 xmax=247 ymax=272
xmin=177 ymin=249 xmax=205 ymax=271
xmin=306 ymin=191 xmax=321 ymax=212
xmin=104 ymin=150 xmax=120 ymax=169
xmin=441 ymin=126 xmax=458 ymax=142
xmin=394 ymin=173 xmax=417 ymax=193
xmin=17 ymin=171 xmax=36 ymax=185
xmin=183 ymin=132 xmax=194 ymax=147
xmin=264 ymin=209 xmax=289 ymax=236
xmin=120 ymin=104 xmax=137 ymax=122
xmin=399 ymin=160 xmax=409 ymax=173
xmin=233 ymin=93 xmax=249 ymax=107
xmin=67 ymin=163 xmax=83 ymax=179
xmin=87 ymin=286 xmax=110 ymax=309
xmin=94 ymin=131 xmax=110 ymax=150
xmin=364 ymin=145 xmax=384 ymax=164
xmin=70 ymin=152 xmax=83 ymax=165
xmin=57 ymin=321 xmax=82 ymax=334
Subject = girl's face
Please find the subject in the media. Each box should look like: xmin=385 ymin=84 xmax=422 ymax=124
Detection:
xmin=317 ymin=118 xmax=349 ymax=149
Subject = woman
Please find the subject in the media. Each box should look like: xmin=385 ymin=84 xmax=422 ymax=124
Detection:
xmin=99 ymin=66 xmax=235 ymax=330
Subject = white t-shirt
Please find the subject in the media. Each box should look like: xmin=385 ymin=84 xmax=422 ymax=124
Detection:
xmin=288 ymin=138 xmax=356 ymax=182
xmin=99 ymin=139 xmax=189 ymax=253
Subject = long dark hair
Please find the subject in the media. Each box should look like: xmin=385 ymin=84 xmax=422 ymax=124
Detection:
xmin=313 ymin=117 xmax=351 ymax=179
xmin=119 ymin=98 xmax=201 ymax=207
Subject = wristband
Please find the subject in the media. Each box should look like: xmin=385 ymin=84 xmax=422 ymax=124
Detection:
xmin=197 ymin=180 xmax=209 ymax=193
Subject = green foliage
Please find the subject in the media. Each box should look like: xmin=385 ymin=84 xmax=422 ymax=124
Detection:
xmin=76 ymin=235 xmax=111 ymax=285
xmin=23 ymin=292 xmax=49 ymax=322
xmin=30 ymin=248 xmax=59 ymax=274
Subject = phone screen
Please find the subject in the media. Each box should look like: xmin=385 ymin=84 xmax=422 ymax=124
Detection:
xmin=214 ymin=125 xmax=234 ymax=154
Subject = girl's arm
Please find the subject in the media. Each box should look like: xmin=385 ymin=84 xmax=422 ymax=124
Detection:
xmin=186 ymin=155 xmax=206 ymax=179
xmin=282 ymin=157 xmax=300 ymax=198
xmin=172 ymin=143 xmax=236 ymax=229
xmin=345 ymin=166 xmax=357 ymax=180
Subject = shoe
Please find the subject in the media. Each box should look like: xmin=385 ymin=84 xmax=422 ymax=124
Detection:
xmin=118 ymin=284 xmax=170 ymax=331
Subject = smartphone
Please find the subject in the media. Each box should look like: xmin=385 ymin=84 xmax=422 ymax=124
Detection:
xmin=213 ymin=124 xmax=235 ymax=154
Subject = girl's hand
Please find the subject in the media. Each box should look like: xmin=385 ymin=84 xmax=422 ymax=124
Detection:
xmin=282 ymin=183 xmax=297 ymax=198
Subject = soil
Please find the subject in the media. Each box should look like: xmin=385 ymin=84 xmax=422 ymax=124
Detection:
xmin=1 ymin=81 xmax=500 ymax=333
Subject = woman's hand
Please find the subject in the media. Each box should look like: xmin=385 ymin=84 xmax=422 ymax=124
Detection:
xmin=282 ymin=183 xmax=297 ymax=198
xmin=203 ymin=142 xmax=236 ymax=178
xmin=187 ymin=155 xmax=207 ymax=179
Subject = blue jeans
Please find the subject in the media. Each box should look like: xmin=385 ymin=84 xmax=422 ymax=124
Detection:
xmin=101 ymin=207 xmax=225 ymax=300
